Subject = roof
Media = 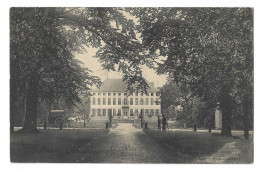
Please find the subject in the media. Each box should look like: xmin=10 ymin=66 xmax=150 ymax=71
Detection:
xmin=91 ymin=78 xmax=158 ymax=93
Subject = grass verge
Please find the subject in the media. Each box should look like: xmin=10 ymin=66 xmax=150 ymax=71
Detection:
xmin=143 ymin=129 xmax=253 ymax=163
xmin=10 ymin=129 xmax=109 ymax=162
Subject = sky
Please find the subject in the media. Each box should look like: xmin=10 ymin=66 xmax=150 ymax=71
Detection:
xmin=75 ymin=47 xmax=167 ymax=89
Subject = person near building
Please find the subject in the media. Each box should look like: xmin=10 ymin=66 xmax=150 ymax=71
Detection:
xmin=158 ymin=116 xmax=161 ymax=130
xmin=162 ymin=114 xmax=167 ymax=131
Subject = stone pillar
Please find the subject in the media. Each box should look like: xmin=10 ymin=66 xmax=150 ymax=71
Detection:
xmin=215 ymin=108 xmax=222 ymax=129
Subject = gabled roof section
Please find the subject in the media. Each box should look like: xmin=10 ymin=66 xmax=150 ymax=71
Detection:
xmin=91 ymin=78 xmax=157 ymax=93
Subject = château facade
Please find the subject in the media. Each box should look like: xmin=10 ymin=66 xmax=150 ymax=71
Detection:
xmin=89 ymin=78 xmax=161 ymax=119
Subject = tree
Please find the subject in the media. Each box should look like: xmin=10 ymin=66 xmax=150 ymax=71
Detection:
xmin=160 ymin=79 xmax=190 ymax=119
xmin=161 ymin=79 xmax=213 ymax=127
xmin=11 ymin=8 xmax=253 ymax=136
xmin=160 ymin=80 xmax=182 ymax=116
xmin=10 ymin=7 xmax=150 ymax=132
xmin=10 ymin=8 xmax=101 ymax=132
xmin=126 ymin=8 xmax=253 ymax=136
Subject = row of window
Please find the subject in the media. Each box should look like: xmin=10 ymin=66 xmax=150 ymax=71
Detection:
xmin=92 ymin=97 xmax=160 ymax=105
xmin=91 ymin=108 xmax=160 ymax=117
xmin=92 ymin=92 xmax=159 ymax=97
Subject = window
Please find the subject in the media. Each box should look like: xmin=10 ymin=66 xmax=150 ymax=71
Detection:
xmin=146 ymin=98 xmax=149 ymax=105
xmin=130 ymin=98 xmax=133 ymax=105
xmin=135 ymin=98 xmax=138 ymax=105
xmin=123 ymin=110 xmax=128 ymax=116
xmin=145 ymin=109 xmax=149 ymax=116
xmin=113 ymin=98 xmax=116 ymax=105
xmin=118 ymin=93 xmax=121 ymax=96
xmin=107 ymin=109 xmax=112 ymax=116
xmin=118 ymin=98 xmax=121 ymax=105
xmin=103 ymin=93 xmax=106 ymax=96
xmin=97 ymin=109 xmax=101 ymax=116
xmin=130 ymin=109 xmax=134 ymax=116
xmin=156 ymin=92 xmax=160 ymax=96
xmin=98 ymin=93 xmax=101 ymax=96
xmin=130 ymin=93 xmax=133 ymax=96
xmin=135 ymin=91 xmax=138 ymax=96
xmin=108 ymin=98 xmax=111 ymax=105
xmin=150 ymin=109 xmax=154 ymax=116
xmin=98 ymin=98 xmax=101 ymax=105
xmin=113 ymin=93 xmax=116 ymax=96
xmin=92 ymin=98 xmax=96 ymax=105
xmin=124 ymin=93 xmax=127 ymax=96
xmin=124 ymin=98 xmax=128 ymax=105
xmin=102 ymin=109 xmax=106 ymax=116
xmin=113 ymin=109 xmax=116 ymax=116
xmin=135 ymin=109 xmax=138 ymax=116
xmin=103 ymin=98 xmax=106 ymax=105
xmin=151 ymin=98 xmax=154 ymax=105
xmin=108 ymin=93 xmax=111 ymax=96
xmin=92 ymin=109 xmax=96 ymax=116
xmin=151 ymin=93 xmax=154 ymax=96
xmin=156 ymin=98 xmax=159 ymax=105
xmin=140 ymin=98 xmax=144 ymax=105
xmin=156 ymin=109 xmax=160 ymax=116
xmin=93 ymin=93 xmax=96 ymax=96
xmin=141 ymin=93 xmax=143 ymax=96
xmin=117 ymin=109 xmax=121 ymax=116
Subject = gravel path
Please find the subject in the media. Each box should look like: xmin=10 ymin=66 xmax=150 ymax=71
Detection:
xmin=70 ymin=123 xmax=170 ymax=163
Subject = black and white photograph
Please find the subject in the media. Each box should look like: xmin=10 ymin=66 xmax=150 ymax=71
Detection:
xmin=4 ymin=0 xmax=259 ymax=170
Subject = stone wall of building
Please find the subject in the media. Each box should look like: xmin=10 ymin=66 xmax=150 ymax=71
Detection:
xmin=89 ymin=91 xmax=161 ymax=119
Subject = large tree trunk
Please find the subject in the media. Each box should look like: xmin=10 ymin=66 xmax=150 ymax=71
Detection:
xmin=220 ymin=88 xmax=232 ymax=136
xmin=22 ymin=75 xmax=39 ymax=133
xmin=10 ymin=72 xmax=17 ymax=133
xmin=10 ymin=85 xmax=16 ymax=133
xmin=242 ymin=93 xmax=252 ymax=139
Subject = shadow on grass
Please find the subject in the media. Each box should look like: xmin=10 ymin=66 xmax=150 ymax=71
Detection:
xmin=142 ymin=129 xmax=242 ymax=163
xmin=10 ymin=129 xmax=109 ymax=162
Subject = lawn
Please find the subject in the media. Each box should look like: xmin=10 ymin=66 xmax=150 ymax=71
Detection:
xmin=10 ymin=126 xmax=253 ymax=163
xmin=10 ymin=129 xmax=109 ymax=163
xmin=143 ymin=129 xmax=253 ymax=163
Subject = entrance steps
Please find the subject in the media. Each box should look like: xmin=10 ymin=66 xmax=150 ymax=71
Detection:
xmin=117 ymin=119 xmax=134 ymax=123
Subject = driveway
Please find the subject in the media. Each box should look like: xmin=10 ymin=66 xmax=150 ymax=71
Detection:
xmin=12 ymin=124 xmax=251 ymax=163
xmin=69 ymin=123 xmax=170 ymax=163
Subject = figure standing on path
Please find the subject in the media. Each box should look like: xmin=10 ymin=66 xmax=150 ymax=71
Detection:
xmin=162 ymin=115 xmax=167 ymax=131
xmin=158 ymin=116 xmax=161 ymax=130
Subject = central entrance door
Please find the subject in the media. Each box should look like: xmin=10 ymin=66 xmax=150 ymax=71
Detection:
xmin=122 ymin=109 xmax=129 ymax=119
xmin=122 ymin=105 xmax=129 ymax=119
